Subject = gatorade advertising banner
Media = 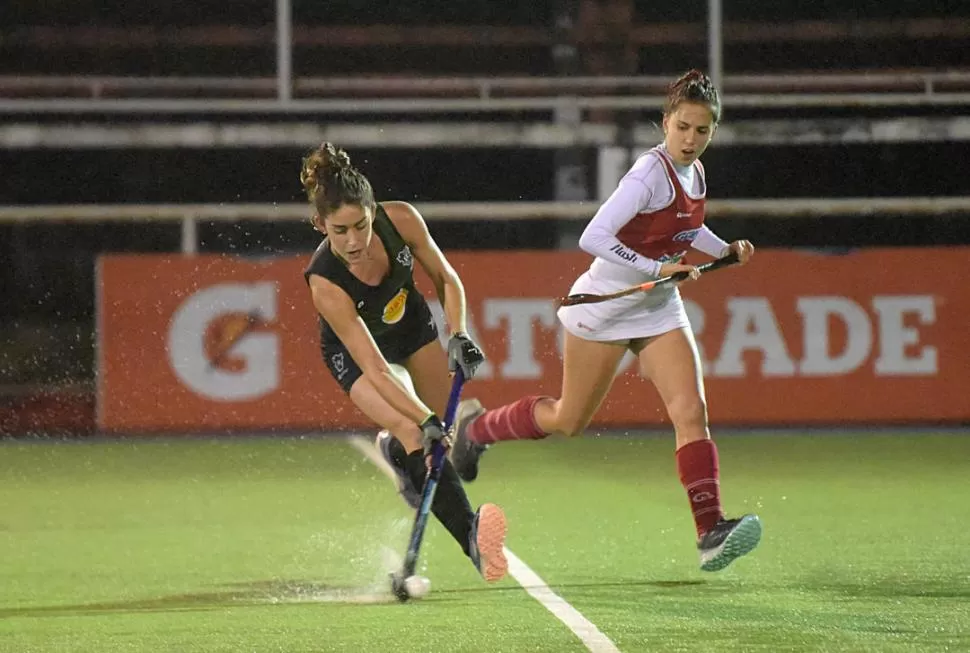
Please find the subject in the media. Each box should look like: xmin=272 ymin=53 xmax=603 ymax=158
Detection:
xmin=96 ymin=248 xmax=969 ymax=432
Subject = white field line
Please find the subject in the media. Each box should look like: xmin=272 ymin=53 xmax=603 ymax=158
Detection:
xmin=347 ymin=435 xmax=621 ymax=653
xmin=503 ymin=547 xmax=621 ymax=653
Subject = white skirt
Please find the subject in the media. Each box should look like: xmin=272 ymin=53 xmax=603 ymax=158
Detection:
xmin=556 ymin=266 xmax=690 ymax=343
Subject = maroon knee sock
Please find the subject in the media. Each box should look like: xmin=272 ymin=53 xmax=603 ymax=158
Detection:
xmin=676 ymin=438 xmax=724 ymax=538
xmin=467 ymin=395 xmax=549 ymax=445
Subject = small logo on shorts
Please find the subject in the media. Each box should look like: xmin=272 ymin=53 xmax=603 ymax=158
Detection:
xmin=330 ymin=352 xmax=348 ymax=380
xmin=356 ymin=300 xmax=365 ymax=310
xmin=576 ymin=321 xmax=595 ymax=332
xmin=677 ymin=211 xmax=692 ymax=218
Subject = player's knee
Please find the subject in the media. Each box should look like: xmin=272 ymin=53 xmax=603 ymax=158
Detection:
xmin=390 ymin=421 xmax=423 ymax=453
xmin=666 ymin=394 xmax=708 ymax=432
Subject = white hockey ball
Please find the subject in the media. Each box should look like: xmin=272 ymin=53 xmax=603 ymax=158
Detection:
xmin=404 ymin=575 xmax=430 ymax=599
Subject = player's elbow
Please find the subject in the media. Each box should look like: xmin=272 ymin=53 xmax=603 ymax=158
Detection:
xmin=436 ymin=267 xmax=462 ymax=295
xmin=577 ymin=227 xmax=603 ymax=257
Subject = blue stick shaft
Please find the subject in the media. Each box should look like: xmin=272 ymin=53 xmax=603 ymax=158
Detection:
xmin=402 ymin=368 xmax=465 ymax=574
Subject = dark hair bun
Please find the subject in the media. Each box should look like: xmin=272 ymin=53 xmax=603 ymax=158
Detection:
xmin=300 ymin=142 xmax=352 ymax=200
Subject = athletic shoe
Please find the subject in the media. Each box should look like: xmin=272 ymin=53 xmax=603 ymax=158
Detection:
xmin=375 ymin=430 xmax=421 ymax=510
xmin=698 ymin=514 xmax=763 ymax=572
xmin=468 ymin=503 xmax=508 ymax=582
xmin=450 ymin=399 xmax=488 ymax=482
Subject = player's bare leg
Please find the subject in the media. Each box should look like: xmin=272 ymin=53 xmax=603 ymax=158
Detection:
xmin=352 ymin=377 xmax=425 ymax=508
xmin=636 ymin=327 xmax=761 ymax=571
xmin=451 ymin=331 xmax=627 ymax=481
xmin=632 ymin=327 xmax=709 ymax=450
xmin=535 ymin=332 xmax=628 ymax=437
xmin=402 ymin=340 xmax=452 ymax=420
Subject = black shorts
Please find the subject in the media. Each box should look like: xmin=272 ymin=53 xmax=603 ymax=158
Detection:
xmin=322 ymin=299 xmax=439 ymax=393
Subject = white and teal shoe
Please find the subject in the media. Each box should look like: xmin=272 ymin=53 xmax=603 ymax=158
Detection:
xmin=698 ymin=514 xmax=763 ymax=572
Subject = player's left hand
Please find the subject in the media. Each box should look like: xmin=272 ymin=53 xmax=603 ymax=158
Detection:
xmin=447 ymin=332 xmax=485 ymax=379
xmin=728 ymin=240 xmax=755 ymax=265
xmin=420 ymin=414 xmax=451 ymax=466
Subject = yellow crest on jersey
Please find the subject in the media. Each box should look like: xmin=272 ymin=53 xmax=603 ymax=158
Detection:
xmin=382 ymin=288 xmax=408 ymax=324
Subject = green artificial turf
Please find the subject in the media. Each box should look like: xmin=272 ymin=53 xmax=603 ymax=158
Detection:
xmin=1 ymin=431 xmax=967 ymax=652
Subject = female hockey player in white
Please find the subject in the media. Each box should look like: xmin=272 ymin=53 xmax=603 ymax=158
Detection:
xmin=452 ymin=69 xmax=761 ymax=572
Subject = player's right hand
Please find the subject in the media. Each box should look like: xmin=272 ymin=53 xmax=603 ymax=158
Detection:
xmin=420 ymin=414 xmax=450 ymax=460
xmin=728 ymin=239 xmax=755 ymax=265
xmin=447 ymin=332 xmax=485 ymax=379
xmin=659 ymin=262 xmax=701 ymax=282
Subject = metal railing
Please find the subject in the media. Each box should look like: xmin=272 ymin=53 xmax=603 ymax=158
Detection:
xmin=4 ymin=71 xmax=970 ymax=114
xmin=5 ymin=71 xmax=970 ymax=100
xmin=2 ymin=197 xmax=968 ymax=254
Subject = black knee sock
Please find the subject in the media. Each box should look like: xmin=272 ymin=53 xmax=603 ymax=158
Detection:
xmin=404 ymin=451 xmax=475 ymax=556
xmin=385 ymin=433 xmax=409 ymax=468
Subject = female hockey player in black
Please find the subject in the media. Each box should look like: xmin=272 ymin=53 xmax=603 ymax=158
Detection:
xmin=301 ymin=142 xmax=507 ymax=582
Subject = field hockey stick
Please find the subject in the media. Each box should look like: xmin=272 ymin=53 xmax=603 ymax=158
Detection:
xmin=557 ymin=251 xmax=740 ymax=308
xmin=391 ymin=367 xmax=465 ymax=601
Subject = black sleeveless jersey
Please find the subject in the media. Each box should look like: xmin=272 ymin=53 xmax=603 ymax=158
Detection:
xmin=303 ymin=204 xmax=423 ymax=345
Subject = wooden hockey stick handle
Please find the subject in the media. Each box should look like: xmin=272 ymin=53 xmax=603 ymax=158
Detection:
xmin=557 ymin=250 xmax=740 ymax=308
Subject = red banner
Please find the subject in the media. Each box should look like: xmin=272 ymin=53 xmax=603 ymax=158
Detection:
xmin=97 ymin=248 xmax=970 ymax=432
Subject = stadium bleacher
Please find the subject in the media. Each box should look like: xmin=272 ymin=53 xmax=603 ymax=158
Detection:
xmin=2 ymin=0 xmax=970 ymax=428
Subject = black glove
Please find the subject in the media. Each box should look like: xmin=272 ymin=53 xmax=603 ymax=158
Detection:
xmin=420 ymin=414 xmax=449 ymax=458
xmin=447 ymin=332 xmax=485 ymax=379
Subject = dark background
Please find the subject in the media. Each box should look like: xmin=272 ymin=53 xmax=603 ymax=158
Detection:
xmin=1 ymin=0 xmax=968 ymax=389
